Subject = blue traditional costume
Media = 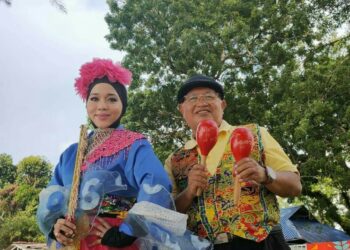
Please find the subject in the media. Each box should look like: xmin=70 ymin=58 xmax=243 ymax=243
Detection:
xmin=37 ymin=127 xmax=173 ymax=249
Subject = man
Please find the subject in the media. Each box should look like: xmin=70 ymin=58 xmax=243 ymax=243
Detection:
xmin=165 ymin=75 xmax=302 ymax=250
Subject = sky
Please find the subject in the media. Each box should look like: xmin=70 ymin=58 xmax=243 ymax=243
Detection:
xmin=0 ymin=0 xmax=124 ymax=165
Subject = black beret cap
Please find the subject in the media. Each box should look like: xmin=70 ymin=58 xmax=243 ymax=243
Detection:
xmin=177 ymin=74 xmax=224 ymax=103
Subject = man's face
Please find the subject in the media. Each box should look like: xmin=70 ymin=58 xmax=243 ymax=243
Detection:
xmin=178 ymin=87 xmax=226 ymax=133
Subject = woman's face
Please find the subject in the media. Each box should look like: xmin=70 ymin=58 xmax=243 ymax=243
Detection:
xmin=86 ymin=83 xmax=123 ymax=129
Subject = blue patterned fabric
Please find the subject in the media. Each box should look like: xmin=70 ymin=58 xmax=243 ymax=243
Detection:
xmin=37 ymin=128 xmax=172 ymax=237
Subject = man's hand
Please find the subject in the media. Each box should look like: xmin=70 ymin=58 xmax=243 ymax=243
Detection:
xmin=235 ymin=157 xmax=302 ymax=197
xmin=185 ymin=164 xmax=209 ymax=199
xmin=175 ymin=163 xmax=209 ymax=213
xmin=234 ymin=157 xmax=266 ymax=184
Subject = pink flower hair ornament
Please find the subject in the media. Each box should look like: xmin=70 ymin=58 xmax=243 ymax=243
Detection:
xmin=74 ymin=58 xmax=132 ymax=100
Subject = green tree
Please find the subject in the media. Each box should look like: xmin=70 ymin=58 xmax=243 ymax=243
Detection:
xmin=0 ymin=155 xmax=52 ymax=217
xmin=270 ymin=47 xmax=350 ymax=232
xmin=15 ymin=184 xmax=42 ymax=213
xmin=0 ymin=184 xmax=18 ymax=215
xmin=16 ymin=155 xmax=52 ymax=189
xmin=0 ymin=153 xmax=16 ymax=188
xmin=0 ymin=155 xmax=51 ymax=246
xmin=105 ymin=0 xmax=350 ymax=233
xmin=0 ymin=211 xmax=45 ymax=249
xmin=0 ymin=183 xmax=41 ymax=216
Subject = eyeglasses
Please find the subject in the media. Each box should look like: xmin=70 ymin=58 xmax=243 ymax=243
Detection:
xmin=184 ymin=93 xmax=219 ymax=104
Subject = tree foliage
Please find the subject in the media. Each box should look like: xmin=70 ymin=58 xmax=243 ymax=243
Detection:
xmin=16 ymin=156 xmax=52 ymax=189
xmin=0 ymin=155 xmax=51 ymax=246
xmin=106 ymin=0 xmax=350 ymax=233
xmin=0 ymin=211 xmax=45 ymax=249
xmin=0 ymin=184 xmax=18 ymax=215
xmin=0 ymin=153 xmax=16 ymax=188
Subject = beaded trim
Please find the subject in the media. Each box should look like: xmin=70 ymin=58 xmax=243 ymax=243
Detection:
xmin=84 ymin=129 xmax=145 ymax=165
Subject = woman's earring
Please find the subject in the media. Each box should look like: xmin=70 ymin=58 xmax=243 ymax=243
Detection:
xmin=87 ymin=117 xmax=94 ymax=130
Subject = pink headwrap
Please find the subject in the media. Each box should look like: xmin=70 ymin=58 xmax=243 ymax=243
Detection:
xmin=74 ymin=58 xmax=132 ymax=100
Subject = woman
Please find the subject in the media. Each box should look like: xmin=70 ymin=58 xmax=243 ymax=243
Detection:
xmin=37 ymin=58 xmax=173 ymax=249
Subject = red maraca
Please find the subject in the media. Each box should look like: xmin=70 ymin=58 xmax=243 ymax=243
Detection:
xmin=196 ymin=119 xmax=219 ymax=196
xmin=230 ymin=127 xmax=254 ymax=206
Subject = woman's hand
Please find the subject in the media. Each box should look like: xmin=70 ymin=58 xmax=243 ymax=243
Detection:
xmin=53 ymin=218 xmax=76 ymax=246
xmin=89 ymin=217 xmax=136 ymax=247
xmin=88 ymin=217 xmax=112 ymax=247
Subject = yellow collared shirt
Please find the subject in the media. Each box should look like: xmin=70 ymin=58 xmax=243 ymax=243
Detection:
xmin=165 ymin=120 xmax=298 ymax=196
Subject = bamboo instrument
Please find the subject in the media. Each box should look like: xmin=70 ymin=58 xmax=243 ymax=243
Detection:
xmin=66 ymin=125 xmax=88 ymax=221
xmin=51 ymin=125 xmax=88 ymax=250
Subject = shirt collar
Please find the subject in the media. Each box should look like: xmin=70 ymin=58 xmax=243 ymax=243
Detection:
xmin=184 ymin=120 xmax=231 ymax=149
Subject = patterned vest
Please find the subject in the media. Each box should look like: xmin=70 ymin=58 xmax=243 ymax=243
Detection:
xmin=170 ymin=124 xmax=280 ymax=242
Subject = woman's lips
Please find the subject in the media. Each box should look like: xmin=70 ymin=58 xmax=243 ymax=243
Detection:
xmin=95 ymin=114 xmax=110 ymax=120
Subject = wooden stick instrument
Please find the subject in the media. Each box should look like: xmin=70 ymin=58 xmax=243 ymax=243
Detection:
xmin=66 ymin=125 xmax=88 ymax=221
xmin=54 ymin=125 xmax=88 ymax=250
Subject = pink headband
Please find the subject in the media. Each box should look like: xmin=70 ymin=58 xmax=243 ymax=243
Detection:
xmin=74 ymin=58 xmax=132 ymax=100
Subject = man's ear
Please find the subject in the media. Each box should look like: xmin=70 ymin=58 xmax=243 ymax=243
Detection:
xmin=177 ymin=103 xmax=184 ymax=115
xmin=221 ymin=100 xmax=227 ymax=110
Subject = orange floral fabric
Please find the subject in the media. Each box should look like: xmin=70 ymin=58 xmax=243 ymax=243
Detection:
xmin=306 ymin=240 xmax=350 ymax=250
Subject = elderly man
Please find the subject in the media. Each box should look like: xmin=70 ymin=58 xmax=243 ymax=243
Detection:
xmin=165 ymin=75 xmax=302 ymax=250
